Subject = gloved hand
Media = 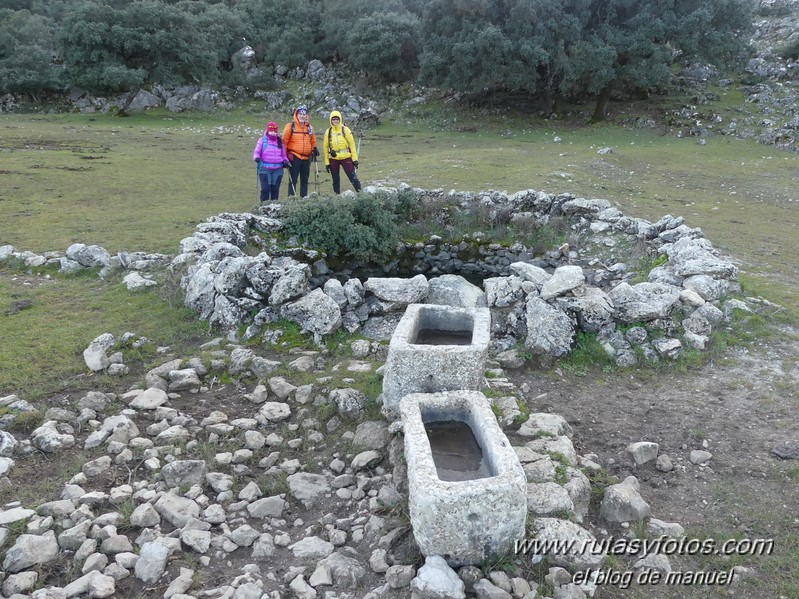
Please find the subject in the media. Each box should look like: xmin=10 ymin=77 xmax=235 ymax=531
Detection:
xmin=352 ymin=160 xmax=359 ymax=168
xmin=325 ymin=165 xmax=331 ymax=174
xmin=283 ymin=161 xmax=290 ymax=169
xmin=312 ymin=147 xmax=320 ymax=158
xmin=255 ymin=158 xmax=261 ymax=165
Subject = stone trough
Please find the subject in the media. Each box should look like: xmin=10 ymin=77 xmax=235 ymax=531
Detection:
xmin=400 ymin=390 xmax=527 ymax=566
xmin=381 ymin=304 xmax=491 ymax=420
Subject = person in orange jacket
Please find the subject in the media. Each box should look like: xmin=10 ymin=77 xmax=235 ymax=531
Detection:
xmin=282 ymin=104 xmax=319 ymax=197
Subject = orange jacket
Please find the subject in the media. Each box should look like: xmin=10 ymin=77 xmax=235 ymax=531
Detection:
xmin=282 ymin=111 xmax=317 ymax=160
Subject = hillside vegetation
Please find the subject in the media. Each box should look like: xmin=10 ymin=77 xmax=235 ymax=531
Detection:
xmin=2 ymin=0 xmax=755 ymax=121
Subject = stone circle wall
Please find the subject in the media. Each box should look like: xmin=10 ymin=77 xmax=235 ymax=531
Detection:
xmin=0 ymin=183 xmax=749 ymax=366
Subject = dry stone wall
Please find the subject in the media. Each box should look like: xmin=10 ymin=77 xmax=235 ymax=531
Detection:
xmin=0 ymin=184 xmax=746 ymax=366
xmin=168 ymin=185 xmax=743 ymax=365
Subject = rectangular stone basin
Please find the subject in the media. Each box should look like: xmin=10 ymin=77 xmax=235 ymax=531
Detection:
xmin=382 ymin=304 xmax=490 ymax=419
xmin=401 ymin=390 xmax=527 ymax=567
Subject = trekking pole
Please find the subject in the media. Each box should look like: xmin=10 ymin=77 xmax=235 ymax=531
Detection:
xmin=355 ymin=133 xmax=361 ymax=175
xmin=314 ymin=156 xmax=320 ymax=195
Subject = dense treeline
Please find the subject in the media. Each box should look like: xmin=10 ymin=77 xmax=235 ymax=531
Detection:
xmin=0 ymin=0 xmax=754 ymax=118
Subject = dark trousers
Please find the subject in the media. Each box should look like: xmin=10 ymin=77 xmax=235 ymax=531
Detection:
xmin=329 ymin=158 xmax=361 ymax=194
xmin=259 ymin=169 xmax=283 ymax=202
xmin=288 ymin=156 xmax=311 ymax=197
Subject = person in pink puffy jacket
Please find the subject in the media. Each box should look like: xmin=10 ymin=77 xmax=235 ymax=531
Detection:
xmin=253 ymin=121 xmax=290 ymax=203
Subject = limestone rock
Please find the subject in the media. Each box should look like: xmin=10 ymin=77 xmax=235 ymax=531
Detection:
xmin=247 ymin=495 xmax=286 ymax=519
xmin=410 ymin=555 xmax=466 ymax=599
xmin=540 ymin=265 xmax=585 ymax=300
xmin=484 ymin=276 xmax=524 ymax=308
xmin=525 ymin=297 xmax=575 ymax=357
xmin=473 ymin=578 xmax=513 ymax=599
xmin=288 ymin=536 xmax=335 ymax=559
xmin=123 ymin=272 xmax=157 ymax=290
xmin=30 ymin=421 xmax=75 ymax=452
xmin=130 ymin=387 xmax=168 ymax=410
xmin=82 ymin=333 xmax=116 ymax=372
xmin=270 ymin=264 xmax=311 ymax=305
xmin=318 ymin=551 xmax=368 ymax=586
xmin=608 ymin=282 xmax=681 ymax=323
xmin=509 ymin=262 xmax=551 ymax=288
xmin=518 ymin=413 xmax=572 ymax=438
xmin=626 ymin=442 xmax=659 ymax=466
xmin=2 ymin=531 xmax=60 ymax=573
xmin=364 ymin=274 xmax=429 ymax=304
xmin=526 ymin=482 xmax=575 ymax=516
xmin=426 ymin=275 xmax=486 ymax=308
xmin=600 ymin=476 xmax=651 ymax=523
xmin=154 ymin=493 xmax=200 ymax=528
xmin=330 ymin=388 xmax=367 ymax=420
xmin=287 ymin=473 xmax=331 ymax=508
xmin=135 ymin=541 xmax=169 ymax=584
xmin=281 ymin=288 xmax=342 ymax=335
xmin=529 ymin=518 xmax=605 ymax=570
xmin=162 ymin=460 xmax=207 ymax=488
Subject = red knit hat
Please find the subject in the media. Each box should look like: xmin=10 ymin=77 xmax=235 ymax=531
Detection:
xmin=266 ymin=121 xmax=278 ymax=132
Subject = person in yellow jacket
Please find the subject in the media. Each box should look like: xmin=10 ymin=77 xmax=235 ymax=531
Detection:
xmin=323 ymin=110 xmax=361 ymax=194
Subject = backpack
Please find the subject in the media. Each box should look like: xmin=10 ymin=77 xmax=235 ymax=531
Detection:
xmin=286 ymin=121 xmax=313 ymax=140
xmin=263 ymin=133 xmax=283 ymax=148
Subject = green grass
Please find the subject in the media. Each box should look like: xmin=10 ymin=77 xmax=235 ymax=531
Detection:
xmin=1 ymin=98 xmax=798 ymax=400
xmin=259 ymin=319 xmax=319 ymax=351
xmin=114 ymin=498 xmax=137 ymax=533
xmin=558 ymin=331 xmax=617 ymax=376
xmin=3 ymin=103 xmax=799 ymax=285
xmin=1 ymin=449 xmax=89 ymax=506
xmin=0 ymin=266 xmax=211 ymax=397
xmin=257 ymin=471 xmax=289 ymax=496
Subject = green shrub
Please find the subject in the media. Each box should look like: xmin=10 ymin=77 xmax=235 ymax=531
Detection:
xmin=393 ymin=189 xmax=422 ymax=222
xmin=779 ymin=40 xmax=799 ymax=62
xmin=283 ymin=192 xmax=401 ymax=263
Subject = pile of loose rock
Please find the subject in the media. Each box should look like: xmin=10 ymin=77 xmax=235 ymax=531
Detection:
xmin=0 ymin=322 xmax=712 ymax=599
xmin=0 ymin=185 xmax=760 ymax=596
xmin=0 ymin=243 xmax=168 ymax=291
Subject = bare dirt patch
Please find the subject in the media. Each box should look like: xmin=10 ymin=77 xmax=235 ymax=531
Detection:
xmin=510 ymin=333 xmax=799 ymax=598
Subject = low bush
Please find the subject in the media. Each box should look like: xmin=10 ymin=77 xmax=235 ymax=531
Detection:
xmin=779 ymin=39 xmax=799 ymax=61
xmin=283 ymin=192 xmax=404 ymax=263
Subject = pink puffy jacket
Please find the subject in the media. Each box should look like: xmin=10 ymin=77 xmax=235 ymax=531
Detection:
xmin=253 ymin=133 xmax=288 ymax=170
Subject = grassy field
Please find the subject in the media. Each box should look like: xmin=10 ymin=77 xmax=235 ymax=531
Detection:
xmin=2 ymin=101 xmax=797 ymax=278
xmin=1 ymin=98 xmax=798 ymax=398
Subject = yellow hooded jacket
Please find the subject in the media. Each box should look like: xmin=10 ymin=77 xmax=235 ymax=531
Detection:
xmin=323 ymin=110 xmax=358 ymax=166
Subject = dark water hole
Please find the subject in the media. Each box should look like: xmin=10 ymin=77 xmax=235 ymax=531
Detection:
xmin=425 ymin=420 xmax=492 ymax=481
xmin=413 ymin=329 xmax=473 ymax=345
